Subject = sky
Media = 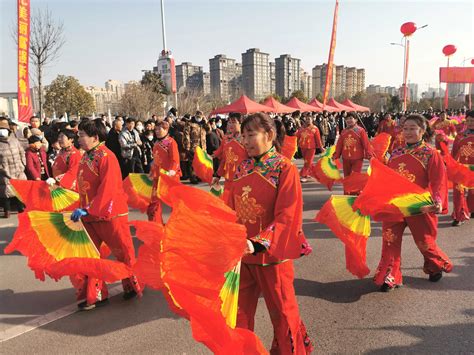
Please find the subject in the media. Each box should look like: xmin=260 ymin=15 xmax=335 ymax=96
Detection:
xmin=1 ymin=0 xmax=473 ymax=93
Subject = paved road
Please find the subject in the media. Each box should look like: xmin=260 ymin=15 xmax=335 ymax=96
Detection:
xmin=1 ymin=163 xmax=473 ymax=354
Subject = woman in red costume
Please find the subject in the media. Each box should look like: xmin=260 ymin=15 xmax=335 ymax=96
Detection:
xmin=212 ymin=112 xmax=248 ymax=203
xmin=390 ymin=116 xmax=406 ymax=152
xmin=432 ymin=111 xmax=457 ymax=150
xmin=46 ymin=129 xmax=82 ymax=191
xmin=374 ymin=114 xmax=453 ymax=292
xmin=228 ymin=113 xmax=313 ymax=354
xmin=147 ymin=121 xmax=181 ymax=223
xmin=451 ymin=111 xmax=474 ymax=226
xmin=333 ymin=112 xmax=373 ymax=178
xmin=377 ymin=113 xmax=396 ymax=137
xmin=296 ymin=115 xmax=323 ymax=182
xmin=71 ymin=119 xmax=142 ymax=310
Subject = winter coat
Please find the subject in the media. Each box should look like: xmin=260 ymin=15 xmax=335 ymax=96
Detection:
xmin=0 ymin=135 xmax=27 ymax=198
xmin=119 ymin=129 xmax=142 ymax=160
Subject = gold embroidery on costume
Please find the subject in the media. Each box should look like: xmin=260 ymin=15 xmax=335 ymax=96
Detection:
xmin=77 ymin=169 xmax=90 ymax=205
xmin=235 ymin=185 xmax=265 ymax=225
xmin=383 ymin=228 xmax=397 ymax=246
xmin=224 ymin=147 xmax=239 ymax=176
xmin=396 ymin=163 xmax=416 ymax=182
xmin=343 ymin=134 xmax=357 ymax=157
xmin=460 ymin=142 xmax=473 ymax=159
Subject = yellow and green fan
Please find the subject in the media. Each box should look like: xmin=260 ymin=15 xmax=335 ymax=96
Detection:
xmin=389 ymin=191 xmax=434 ymax=217
xmin=311 ymin=145 xmax=342 ymax=190
xmin=10 ymin=179 xmax=79 ymax=212
xmin=315 ymin=195 xmax=371 ymax=278
xmin=219 ymin=261 xmax=241 ymax=328
xmin=123 ymin=173 xmax=155 ymax=212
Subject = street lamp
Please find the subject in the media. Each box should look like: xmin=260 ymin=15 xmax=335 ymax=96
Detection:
xmin=391 ymin=23 xmax=428 ymax=111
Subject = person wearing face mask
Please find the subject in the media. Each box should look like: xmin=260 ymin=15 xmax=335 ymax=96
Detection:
xmin=374 ymin=114 xmax=452 ymax=292
xmin=0 ymin=118 xmax=27 ymax=218
xmin=214 ymin=117 xmax=225 ymax=142
xmin=147 ymin=121 xmax=181 ymax=223
xmin=25 ymin=135 xmax=51 ymax=181
xmin=140 ymin=129 xmax=156 ymax=174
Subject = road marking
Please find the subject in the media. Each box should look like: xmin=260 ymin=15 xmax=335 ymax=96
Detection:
xmin=0 ymin=284 xmax=123 ymax=343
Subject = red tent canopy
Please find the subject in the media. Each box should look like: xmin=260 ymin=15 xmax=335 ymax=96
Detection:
xmin=211 ymin=95 xmax=273 ymax=115
xmin=342 ymin=99 xmax=371 ymax=112
xmin=262 ymin=97 xmax=296 ymax=114
xmin=285 ymin=97 xmax=320 ymax=112
xmin=308 ymin=98 xmax=337 ymax=113
xmin=326 ymin=98 xmax=355 ymax=112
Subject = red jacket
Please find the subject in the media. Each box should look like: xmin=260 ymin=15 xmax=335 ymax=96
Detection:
xmin=296 ymin=125 xmax=323 ymax=150
xmin=25 ymin=147 xmax=50 ymax=181
xmin=52 ymin=146 xmax=82 ymax=190
xmin=334 ymin=125 xmax=372 ymax=161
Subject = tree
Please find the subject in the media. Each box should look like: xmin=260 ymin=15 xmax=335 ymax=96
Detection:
xmin=259 ymin=93 xmax=282 ymax=104
xmin=13 ymin=7 xmax=65 ymax=119
xmin=43 ymin=75 xmax=95 ymax=116
xmin=141 ymin=71 xmax=168 ymax=95
xmin=120 ymin=82 xmax=164 ymax=119
xmin=314 ymin=93 xmax=323 ymax=102
xmin=288 ymin=90 xmax=308 ymax=103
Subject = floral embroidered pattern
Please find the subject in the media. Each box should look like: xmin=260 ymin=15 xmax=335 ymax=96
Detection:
xmin=343 ymin=134 xmax=357 ymax=157
xmin=80 ymin=144 xmax=107 ymax=176
xmin=235 ymin=186 xmax=265 ymax=225
xmin=391 ymin=141 xmax=434 ymax=169
xmin=234 ymin=147 xmax=287 ymax=187
xmin=383 ymin=228 xmax=397 ymax=246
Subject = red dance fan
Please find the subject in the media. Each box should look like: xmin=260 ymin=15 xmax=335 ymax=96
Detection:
xmin=316 ymin=195 xmax=371 ymax=278
xmin=4 ymin=211 xmax=132 ymax=282
xmin=192 ymin=146 xmax=214 ymax=184
xmin=133 ymin=185 xmax=267 ymax=354
xmin=10 ymin=179 xmax=79 ymax=212
xmin=439 ymin=142 xmax=474 ymax=188
xmin=281 ymin=135 xmax=298 ymax=160
xmin=123 ymin=173 xmax=155 ymax=212
xmin=353 ymin=159 xmax=435 ymax=222
xmin=311 ymin=146 xmax=342 ymax=190
xmin=342 ymin=172 xmax=369 ymax=194
xmin=371 ymin=133 xmax=391 ymax=163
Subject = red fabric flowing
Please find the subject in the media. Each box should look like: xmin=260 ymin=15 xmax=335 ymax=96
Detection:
xmin=133 ymin=184 xmax=267 ymax=354
xmin=342 ymin=172 xmax=369 ymax=194
xmin=315 ymin=196 xmax=370 ymax=279
xmin=5 ymin=212 xmax=131 ymax=283
xmin=440 ymin=142 xmax=474 ymax=188
xmin=281 ymin=135 xmax=298 ymax=160
xmin=371 ymin=133 xmax=391 ymax=162
xmin=352 ymin=158 xmax=429 ymax=222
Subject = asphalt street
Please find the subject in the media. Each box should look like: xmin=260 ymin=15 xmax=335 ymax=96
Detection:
xmin=1 ymin=160 xmax=473 ymax=354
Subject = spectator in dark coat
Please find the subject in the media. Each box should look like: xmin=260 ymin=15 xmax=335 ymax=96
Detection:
xmin=106 ymin=119 xmax=127 ymax=178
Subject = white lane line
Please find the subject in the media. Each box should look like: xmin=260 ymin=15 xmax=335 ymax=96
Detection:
xmin=0 ymin=284 xmax=123 ymax=343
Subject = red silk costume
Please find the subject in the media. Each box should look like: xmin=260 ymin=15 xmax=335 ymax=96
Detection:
xmin=229 ymin=147 xmax=313 ymax=354
xmin=451 ymin=130 xmax=474 ymax=222
xmin=52 ymin=146 xmax=82 ymax=190
xmin=390 ymin=125 xmax=405 ymax=152
xmin=148 ymin=136 xmax=181 ymax=223
xmin=377 ymin=118 xmax=396 ymax=137
xmin=214 ymin=133 xmax=248 ymax=203
xmin=334 ymin=125 xmax=372 ymax=178
xmin=373 ymin=141 xmax=453 ymax=287
xmin=432 ymin=119 xmax=457 ymax=150
xmin=297 ymin=125 xmax=323 ymax=177
xmin=76 ymin=143 xmax=141 ymax=305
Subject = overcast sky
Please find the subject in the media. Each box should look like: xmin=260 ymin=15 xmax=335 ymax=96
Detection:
xmin=1 ymin=0 xmax=473 ymax=93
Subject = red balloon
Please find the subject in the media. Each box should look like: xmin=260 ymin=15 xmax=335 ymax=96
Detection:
xmin=471 ymin=59 xmax=474 ymax=65
xmin=442 ymin=45 xmax=457 ymax=56
xmin=400 ymin=22 xmax=417 ymax=36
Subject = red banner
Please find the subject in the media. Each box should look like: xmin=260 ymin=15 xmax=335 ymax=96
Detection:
xmin=439 ymin=67 xmax=474 ymax=83
xmin=17 ymin=0 xmax=33 ymax=122
xmin=323 ymin=0 xmax=339 ymax=107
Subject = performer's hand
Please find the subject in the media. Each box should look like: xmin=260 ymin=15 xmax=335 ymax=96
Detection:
xmin=45 ymin=177 xmax=56 ymax=186
xmin=168 ymin=169 xmax=176 ymax=177
xmin=244 ymin=240 xmax=255 ymax=255
xmin=71 ymin=208 xmax=88 ymax=222
xmin=211 ymin=176 xmax=220 ymax=186
xmin=420 ymin=203 xmax=442 ymax=214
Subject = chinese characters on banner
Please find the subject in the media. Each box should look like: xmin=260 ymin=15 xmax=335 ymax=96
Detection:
xmin=322 ymin=0 xmax=339 ymax=108
xmin=18 ymin=0 xmax=33 ymax=122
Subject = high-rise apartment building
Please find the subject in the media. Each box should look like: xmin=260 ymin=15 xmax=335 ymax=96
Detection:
xmin=275 ymin=54 xmax=301 ymax=98
xmin=242 ymin=48 xmax=270 ymax=101
xmin=209 ymin=54 xmax=242 ymax=100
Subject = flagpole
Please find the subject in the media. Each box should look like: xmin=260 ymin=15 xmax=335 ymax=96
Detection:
xmin=322 ymin=0 xmax=339 ymax=109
